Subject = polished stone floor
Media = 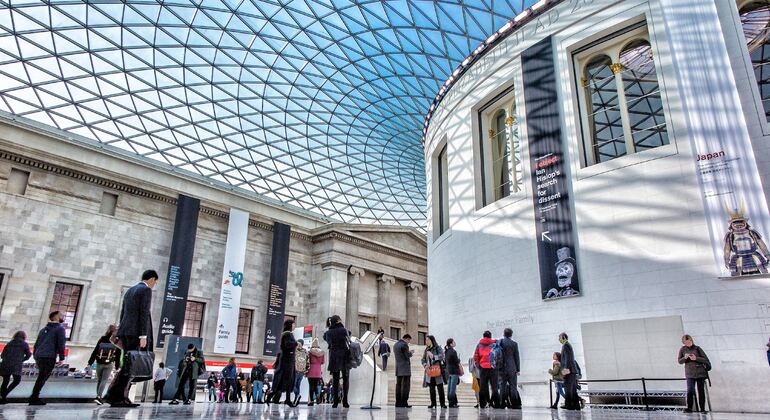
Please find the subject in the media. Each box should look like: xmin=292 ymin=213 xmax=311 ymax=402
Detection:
xmin=0 ymin=403 xmax=767 ymax=420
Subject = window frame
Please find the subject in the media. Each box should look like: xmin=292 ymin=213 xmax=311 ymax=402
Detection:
xmin=235 ymin=307 xmax=254 ymax=355
xmin=573 ymin=22 xmax=670 ymax=167
xmin=48 ymin=281 xmax=84 ymax=341
xmin=389 ymin=326 xmax=401 ymax=341
xmin=182 ymin=300 xmax=205 ymax=338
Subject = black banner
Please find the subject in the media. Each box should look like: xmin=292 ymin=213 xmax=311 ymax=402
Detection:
xmin=162 ymin=335 xmax=204 ymax=399
xmin=263 ymin=222 xmax=291 ymax=356
xmin=522 ymin=37 xmax=581 ymax=301
xmin=157 ymin=194 xmax=200 ymax=347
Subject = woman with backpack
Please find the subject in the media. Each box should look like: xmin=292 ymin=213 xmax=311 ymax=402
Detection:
xmin=323 ymin=315 xmax=350 ymax=408
xmin=0 ymin=331 xmax=31 ymax=404
xmin=678 ymin=334 xmax=711 ymax=413
xmin=421 ymin=335 xmax=446 ymax=409
xmin=86 ymin=324 xmax=121 ymax=405
xmin=548 ymin=352 xmax=565 ymax=409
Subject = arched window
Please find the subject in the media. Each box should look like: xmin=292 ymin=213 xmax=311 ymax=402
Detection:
xmin=739 ymin=1 xmax=770 ymax=120
xmin=620 ymin=39 xmax=668 ymax=151
xmin=576 ymin=29 xmax=669 ymax=166
xmin=583 ymin=54 xmax=625 ymax=163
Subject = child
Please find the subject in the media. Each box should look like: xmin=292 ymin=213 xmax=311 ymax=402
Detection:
xmin=548 ymin=351 xmax=565 ymax=409
xmin=218 ymin=377 xmax=226 ymax=402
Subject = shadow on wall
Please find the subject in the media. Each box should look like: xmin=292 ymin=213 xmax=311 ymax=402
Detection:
xmin=427 ymin=228 xmax=770 ymax=413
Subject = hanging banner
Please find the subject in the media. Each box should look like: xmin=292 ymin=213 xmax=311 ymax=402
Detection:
xmin=213 ymin=208 xmax=250 ymax=354
xmin=522 ymin=37 xmax=581 ymax=300
xmin=263 ymin=222 xmax=292 ymax=356
xmin=157 ymin=194 xmax=200 ymax=347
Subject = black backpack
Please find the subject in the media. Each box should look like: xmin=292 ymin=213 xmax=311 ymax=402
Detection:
xmin=95 ymin=342 xmax=117 ymax=364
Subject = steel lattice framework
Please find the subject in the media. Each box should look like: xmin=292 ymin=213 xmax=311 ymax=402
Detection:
xmin=0 ymin=0 xmax=539 ymax=227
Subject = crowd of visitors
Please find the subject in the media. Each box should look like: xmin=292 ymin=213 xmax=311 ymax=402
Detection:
xmin=0 ymin=269 xmax=731 ymax=413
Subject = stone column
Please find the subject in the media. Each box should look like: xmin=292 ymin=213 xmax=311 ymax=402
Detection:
xmin=346 ymin=266 xmax=365 ymax=335
xmin=316 ymin=262 xmax=349 ymax=331
xmin=376 ymin=274 xmax=396 ymax=334
xmin=406 ymin=281 xmax=424 ymax=340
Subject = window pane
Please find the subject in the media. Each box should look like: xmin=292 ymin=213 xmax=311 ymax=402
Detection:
xmin=389 ymin=327 xmax=401 ymax=340
xmin=584 ymin=55 xmax=626 ymax=163
xmin=741 ymin=2 xmax=770 ymax=121
xmin=437 ymin=144 xmax=449 ymax=235
xmin=491 ymin=111 xmax=512 ymax=200
xmin=48 ymin=282 xmax=83 ymax=340
xmin=182 ymin=301 xmax=204 ymax=338
xmin=620 ymin=39 xmax=668 ymax=151
xmin=359 ymin=322 xmax=371 ymax=338
xmin=236 ymin=308 xmax=253 ymax=354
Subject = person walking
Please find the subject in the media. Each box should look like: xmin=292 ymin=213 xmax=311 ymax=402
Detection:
xmin=444 ymin=338 xmax=462 ymax=408
xmin=221 ymin=358 xmax=238 ymax=403
xmin=558 ymin=332 xmax=580 ymax=410
xmin=394 ymin=333 xmax=414 ymax=408
xmin=250 ymin=360 xmax=267 ymax=403
xmin=243 ymin=371 xmax=252 ymax=403
xmin=473 ymin=330 xmax=499 ymax=409
xmin=422 ymin=335 xmax=446 ymax=409
xmin=169 ymin=343 xmax=205 ymax=405
xmin=29 ymin=311 xmax=66 ymax=406
xmin=498 ymin=328 xmax=521 ymax=409
xmin=206 ymin=373 xmax=217 ymax=402
xmin=323 ymin=315 xmax=350 ymax=408
xmin=87 ymin=324 xmax=122 ymax=405
xmin=378 ymin=338 xmax=391 ymax=371
xmin=293 ymin=338 xmax=309 ymax=405
xmin=268 ymin=319 xmax=298 ymax=406
xmin=678 ymin=334 xmax=711 ymax=413
xmin=0 ymin=331 xmax=31 ymax=404
xmin=105 ymin=270 xmax=157 ymax=407
xmin=307 ymin=338 xmax=324 ymax=406
xmin=152 ymin=362 xmax=172 ymax=403
xmin=548 ymin=352 xmax=565 ymax=409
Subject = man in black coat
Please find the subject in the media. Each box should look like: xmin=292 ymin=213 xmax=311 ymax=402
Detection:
xmin=377 ymin=337 xmax=391 ymax=370
xmin=498 ymin=328 xmax=522 ymax=409
xmin=323 ymin=315 xmax=350 ymax=408
xmin=393 ymin=334 xmax=413 ymax=408
xmin=559 ymin=332 xmax=580 ymax=410
xmin=104 ymin=270 xmax=158 ymax=407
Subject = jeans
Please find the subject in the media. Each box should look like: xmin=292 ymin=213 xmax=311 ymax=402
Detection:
xmin=395 ymin=375 xmax=411 ymax=407
xmin=498 ymin=371 xmax=521 ymax=408
xmin=381 ymin=355 xmax=388 ymax=370
xmin=153 ymin=380 xmax=166 ymax=403
xmin=308 ymin=378 xmax=320 ymax=403
xmin=478 ymin=368 xmax=499 ymax=408
xmin=553 ymin=381 xmax=565 ymax=406
xmin=0 ymin=374 xmax=21 ymax=399
xmin=252 ymin=380 xmax=263 ymax=402
xmin=686 ymin=378 xmax=706 ymax=411
xmin=30 ymin=357 xmax=56 ymax=401
xmin=293 ymin=372 xmax=304 ymax=398
xmin=208 ymin=386 xmax=216 ymax=401
xmin=225 ymin=379 xmax=238 ymax=402
xmin=447 ymin=374 xmax=459 ymax=407
xmin=95 ymin=363 xmax=113 ymax=398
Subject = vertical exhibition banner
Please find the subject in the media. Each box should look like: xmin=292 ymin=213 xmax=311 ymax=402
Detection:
xmin=263 ymin=222 xmax=291 ymax=356
xmin=522 ymin=37 xmax=581 ymax=300
xmin=157 ymin=194 xmax=200 ymax=347
xmin=213 ymin=208 xmax=250 ymax=354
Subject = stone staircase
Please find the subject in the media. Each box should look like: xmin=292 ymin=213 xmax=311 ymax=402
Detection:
xmin=359 ymin=334 xmax=477 ymax=407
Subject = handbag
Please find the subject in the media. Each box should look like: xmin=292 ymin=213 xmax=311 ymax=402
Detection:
xmin=125 ymin=350 xmax=155 ymax=382
xmin=426 ymin=364 xmax=442 ymax=378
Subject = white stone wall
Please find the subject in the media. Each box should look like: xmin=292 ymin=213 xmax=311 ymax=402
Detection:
xmin=425 ymin=0 xmax=770 ymax=413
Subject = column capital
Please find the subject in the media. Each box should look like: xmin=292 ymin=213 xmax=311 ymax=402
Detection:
xmin=377 ymin=274 xmax=396 ymax=285
xmin=349 ymin=266 xmax=365 ymax=277
xmin=406 ymin=281 xmax=424 ymax=292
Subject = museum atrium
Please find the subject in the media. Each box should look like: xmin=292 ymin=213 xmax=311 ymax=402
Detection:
xmin=0 ymin=0 xmax=769 ymax=418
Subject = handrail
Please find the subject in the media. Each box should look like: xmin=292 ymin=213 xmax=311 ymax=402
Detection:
xmin=549 ymin=377 xmax=711 ymax=412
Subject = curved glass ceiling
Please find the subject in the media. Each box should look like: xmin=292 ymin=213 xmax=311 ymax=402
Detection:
xmin=0 ymin=0 xmax=538 ymax=227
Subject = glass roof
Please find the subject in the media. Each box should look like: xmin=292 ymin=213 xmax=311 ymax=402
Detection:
xmin=0 ymin=0 xmax=539 ymax=227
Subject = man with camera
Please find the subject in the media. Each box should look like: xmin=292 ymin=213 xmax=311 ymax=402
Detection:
xmin=169 ymin=344 xmax=206 ymax=405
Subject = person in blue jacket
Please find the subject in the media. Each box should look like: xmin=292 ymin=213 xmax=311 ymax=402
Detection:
xmin=222 ymin=358 xmax=238 ymax=403
xmin=29 ymin=311 xmax=67 ymax=405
